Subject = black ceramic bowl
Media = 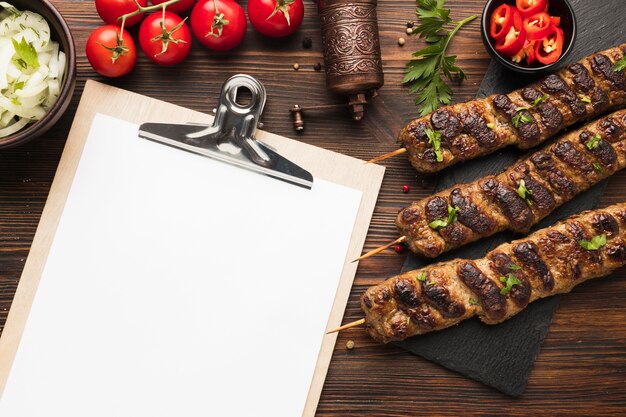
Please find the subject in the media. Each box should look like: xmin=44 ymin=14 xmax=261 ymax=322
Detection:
xmin=0 ymin=0 xmax=76 ymax=149
xmin=481 ymin=0 xmax=577 ymax=74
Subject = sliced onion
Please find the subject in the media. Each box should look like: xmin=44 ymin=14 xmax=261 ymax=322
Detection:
xmin=0 ymin=2 xmax=64 ymax=138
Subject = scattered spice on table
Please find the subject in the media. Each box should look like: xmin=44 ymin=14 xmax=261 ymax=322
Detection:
xmin=293 ymin=63 xmax=300 ymax=70
xmin=313 ymin=62 xmax=322 ymax=71
xmin=398 ymin=37 xmax=406 ymax=46
xmin=346 ymin=340 xmax=355 ymax=349
xmin=302 ymin=37 xmax=312 ymax=49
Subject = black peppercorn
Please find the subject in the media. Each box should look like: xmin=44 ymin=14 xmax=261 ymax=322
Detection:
xmin=313 ymin=62 xmax=322 ymax=71
xmin=302 ymin=37 xmax=312 ymax=49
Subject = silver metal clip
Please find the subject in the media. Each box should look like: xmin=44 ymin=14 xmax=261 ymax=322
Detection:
xmin=138 ymin=74 xmax=313 ymax=189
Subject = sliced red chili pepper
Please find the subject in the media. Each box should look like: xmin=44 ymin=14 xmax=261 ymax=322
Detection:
xmin=516 ymin=0 xmax=547 ymax=18
xmin=490 ymin=4 xmax=515 ymax=41
xmin=535 ymin=26 xmax=564 ymax=65
xmin=495 ymin=9 xmax=526 ymax=57
xmin=524 ymin=12 xmax=552 ymax=40
xmin=510 ymin=39 xmax=537 ymax=65
xmin=524 ymin=40 xmax=537 ymax=64
xmin=550 ymin=16 xmax=561 ymax=26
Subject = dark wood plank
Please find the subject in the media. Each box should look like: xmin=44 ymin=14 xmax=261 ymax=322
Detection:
xmin=0 ymin=0 xmax=623 ymax=415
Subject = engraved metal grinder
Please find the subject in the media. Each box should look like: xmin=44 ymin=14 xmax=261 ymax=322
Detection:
xmin=290 ymin=0 xmax=384 ymax=130
xmin=318 ymin=0 xmax=384 ymax=119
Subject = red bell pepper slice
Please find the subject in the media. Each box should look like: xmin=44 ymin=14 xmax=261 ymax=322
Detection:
xmin=535 ymin=26 xmax=564 ymax=65
xmin=495 ymin=9 xmax=526 ymax=57
xmin=490 ymin=4 xmax=515 ymax=41
xmin=550 ymin=16 xmax=561 ymax=26
xmin=524 ymin=12 xmax=552 ymax=40
xmin=516 ymin=0 xmax=547 ymax=18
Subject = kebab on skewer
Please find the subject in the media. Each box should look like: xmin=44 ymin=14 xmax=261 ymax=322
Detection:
xmin=356 ymin=109 xmax=626 ymax=261
xmin=370 ymin=44 xmax=626 ymax=172
xmin=333 ymin=203 xmax=626 ymax=343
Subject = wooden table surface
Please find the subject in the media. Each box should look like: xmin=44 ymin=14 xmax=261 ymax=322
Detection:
xmin=1 ymin=0 xmax=625 ymax=415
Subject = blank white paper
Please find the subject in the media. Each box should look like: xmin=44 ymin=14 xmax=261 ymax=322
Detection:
xmin=0 ymin=114 xmax=363 ymax=417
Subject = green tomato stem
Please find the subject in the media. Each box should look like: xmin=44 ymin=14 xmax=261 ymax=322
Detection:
xmin=117 ymin=0 xmax=184 ymax=41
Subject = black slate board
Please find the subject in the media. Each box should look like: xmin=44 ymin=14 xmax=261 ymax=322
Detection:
xmin=395 ymin=0 xmax=626 ymax=397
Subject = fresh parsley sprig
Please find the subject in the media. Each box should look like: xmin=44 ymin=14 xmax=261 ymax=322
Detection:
xmin=403 ymin=0 xmax=477 ymax=116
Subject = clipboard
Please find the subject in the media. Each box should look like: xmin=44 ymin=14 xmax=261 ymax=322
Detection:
xmin=0 ymin=80 xmax=385 ymax=415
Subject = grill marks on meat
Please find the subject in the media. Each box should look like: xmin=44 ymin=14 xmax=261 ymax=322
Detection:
xmin=399 ymin=45 xmax=626 ymax=173
xmin=396 ymin=110 xmax=626 ymax=258
xmin=363 ymin=203 xmax=626 ymax=343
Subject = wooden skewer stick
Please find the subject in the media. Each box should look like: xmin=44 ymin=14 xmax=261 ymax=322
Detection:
xmin=367 ymin=148 xmax=407 ymax=164
xmin=327 ymin=318 xmax=366 ymax=334
xmin=352 ymin=236 xmax=406 ymax=263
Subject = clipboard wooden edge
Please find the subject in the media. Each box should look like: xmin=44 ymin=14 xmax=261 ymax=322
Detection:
xmin=0 ymin=80 xmax=385 ymax=416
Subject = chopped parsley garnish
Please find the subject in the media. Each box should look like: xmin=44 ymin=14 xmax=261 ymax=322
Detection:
xmin=428 ymin=204 xmax=459 ymax=229
xmin=580 ymin=95 xmax=592 ymax=104
xmin=614 ymin=55 xmax=626 ymax=73
xmin=532 ymin=94 xmax=548 ymax=107
xmin=516 ymin=179 xmax=533 ymax=206
xmin=578 ymin=234 xmax=607 ymax=251
xmin=13 ymin=81 xmax=24 ymax=91
xmin=11 ymin=97 xmax=20 ymax=106
xmin=499 ymin=273 xmax=521 ymax=296
xmin=512 ymin=110 xmax=533 ymax=128
xmin=486 ymin=122 xmax=494 ymax=129
xmin=507 ymin=263 xmax=521 ymax=271
xmin=417 ymin=271 xmax=427 ymax=282
xmin=593 ymin=162 xmax=604 ymax=173
xmin=424 ymin=127 xmax=443 ymax=162
xmin=468 ymin=298 xmax=479 ymax=306
xmin=11 ymin=37 xmax=39 ymax=70
xmin=585 ymin=134 xmax=602 ymax=150
xmin=512 ymin=94 xmax=546 ymax=128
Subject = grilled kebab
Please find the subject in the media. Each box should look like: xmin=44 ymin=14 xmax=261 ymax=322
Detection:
xmin=396 ymin=109 xmax=626 ymax=258
xmin=398 ymin=44 xmax=626 ymax=173
xmin=362 ymin=203 xmax=626 ymax=343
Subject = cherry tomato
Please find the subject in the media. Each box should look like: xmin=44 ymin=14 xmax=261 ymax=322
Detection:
xmin=190 ymin=0 xmax=247 ymax=51
xmin=139 ymin=11 xmax=192 ymax=66
xmin=248 ymin=0 xmax=304 ymax=38
xmin=151 ymin=0 xmax=196 ymax=14
xmin=95 ymin=0 xmax=148 ymax=27
xmin=86 ymin=25 xmax=137 ymax=77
